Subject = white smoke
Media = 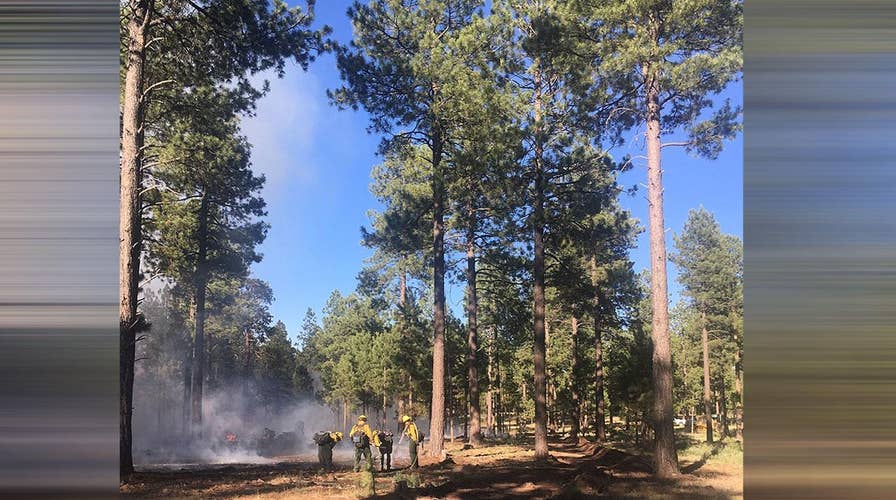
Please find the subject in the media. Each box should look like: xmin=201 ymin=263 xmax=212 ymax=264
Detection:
xmin=133 ymin=380 xmax=342 ymax=466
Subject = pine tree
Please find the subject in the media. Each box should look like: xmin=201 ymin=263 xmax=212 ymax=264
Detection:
xmin=569 ymin=0 xmax=743 ymax=476
xmin=120 ymin=0 xmax=327 ymax=474
xmin=119 ymin=0 xmax=154 ymax=476
xmin=489 ymin=0 xmax=629 ymax=458
xmin=671 ymin=207 xmax=740 ymax=444
xmin=145 ymin=85 xmax=268 ymax=435
xmin=331 ymin=0 xmax=486 ymax=456
xmin=258 ymin=321 xmax=299 ymax=411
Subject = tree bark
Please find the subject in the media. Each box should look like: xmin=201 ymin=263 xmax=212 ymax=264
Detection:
xmin=429 ymin=125 xmax=447 ymax=457
xmin=701 ymin=308 xmax=714 ymax=444
xmin=570 ymin=317 xmax=581 ymax=440
xmin=608 ymin=403 xmax=613 ymax=432
xmin=719 ymin=378 xmax=729 ymax=438
xmin=465 ymin=212 xmax=482 ymax=445
xmin=594 ymin=305 xmax=606 ymax=442
xmin=644 ymin=62 xmax=680 ymax=476
xmin=182 ymin=347 xmax=192 ymax=436
xmin=243 ymin=328 xmax=251 ymax=399
xmin=447 ymin=351 xmax=454 ymax=443
xmin=531 ymin=63 xmax=549 ymax=459
xmin=735 ymin=350 xmax=743 ymax=441
xmin=397 ymin=396 xmax=404 ymax=433
xmin=399 ymin=270 xmax=407 ymax=310
xmin=120 ymin=0 xmax=153 ymax=477
xmin=191 ymin=195 xmax=210 ymax=435
xmin=496 ymin=364 xmax=503 ymax=434
xmin=487 ymin=327 xmax=495 ymax=435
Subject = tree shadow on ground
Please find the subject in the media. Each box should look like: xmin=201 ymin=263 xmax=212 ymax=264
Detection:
xmin=364 ymin=439 xmax=740 ymax=499
xmin=371 ymin=459 xmax=576 ymax=500
xmin=123 ymin=461 xmax=356 ymax=498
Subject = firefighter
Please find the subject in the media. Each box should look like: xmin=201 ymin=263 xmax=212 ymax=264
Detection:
xmin=314 ymin=431 xmax=342 ymax=471
xmin=373 ymin=429 xmax=394 ymax=471
xmin=349 ymin=415 xmax=374 ymax=472
xmin=401 ymin=415 xmax=421 ymax=470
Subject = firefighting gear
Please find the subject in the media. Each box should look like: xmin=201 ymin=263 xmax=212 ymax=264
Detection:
xmin=350 ymin=421 xmax=374 ymax=472
xmin=403 ymin=420 xmax=420 ymax=470
xmin=374 ymin=430 xmax=394 ymax=471
xmin=315 ymin=430 xmax=340 ymax=471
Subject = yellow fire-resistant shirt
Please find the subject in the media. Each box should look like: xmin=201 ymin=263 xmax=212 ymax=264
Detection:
xmin=403 ymin=421 xmax=419 ymax=442
xmin=350 ymin=422 xmax=373 ymax=442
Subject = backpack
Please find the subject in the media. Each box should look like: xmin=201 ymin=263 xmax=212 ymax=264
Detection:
xmin=313 ymin=432 xmax=331 ymax=446
xmin=352 ymin=431 xmax=370 ymax=449
xmin=379 ymin=432 xmax=393 ymax=445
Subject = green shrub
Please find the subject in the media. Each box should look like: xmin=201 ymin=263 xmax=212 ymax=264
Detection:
xmin=392 ymin=471 xmax=421 ymax=488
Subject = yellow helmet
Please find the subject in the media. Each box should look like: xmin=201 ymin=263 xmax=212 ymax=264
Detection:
xmin=358 ymin=415 xmax=368 ymax=422
xmin=401 ymin=415 xmax=412 ymax=423
xmin=333 ymin=431 xmax=343 ymax=441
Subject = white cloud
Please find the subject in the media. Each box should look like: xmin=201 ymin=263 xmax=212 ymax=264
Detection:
xmin=241 ymin=64 xmax=323 ymax=196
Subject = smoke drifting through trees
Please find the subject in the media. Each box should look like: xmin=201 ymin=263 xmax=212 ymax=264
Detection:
xmin=121 ymin=0 xmax=742 ymax=480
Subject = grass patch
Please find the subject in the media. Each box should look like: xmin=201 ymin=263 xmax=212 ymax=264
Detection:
xmin=678 ymin=437 xmax=743 ymax=467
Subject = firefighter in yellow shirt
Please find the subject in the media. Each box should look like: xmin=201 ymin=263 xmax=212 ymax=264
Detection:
xmin=313 ymin=431 xmax=342 ymax=471
xmin=401 ymin=415 xmax=421 ymax=470
xmin=349 ymin=415 xmax=374 ymax=472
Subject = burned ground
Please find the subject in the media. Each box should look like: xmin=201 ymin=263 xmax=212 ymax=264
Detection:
xmin=122 ymin=436 xmax=742 ymax=499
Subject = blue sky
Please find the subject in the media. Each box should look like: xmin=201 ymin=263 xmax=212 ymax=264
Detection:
xmin=242 ymin=1 xmax=743 ymax=341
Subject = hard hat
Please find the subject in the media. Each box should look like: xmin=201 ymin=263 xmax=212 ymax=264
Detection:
xmin=401 ymin=415 xmax=411 ymax=423
xmin=334 ymin=431 xmax=343 ymax=440
xmin=358 ymin=415 xmax=368 ymax=421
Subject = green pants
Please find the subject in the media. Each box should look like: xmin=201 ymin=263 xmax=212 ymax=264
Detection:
xmin=354 ymin=445 xmax=372 ymax=472
xmin=408 ymin=439 xmax=418 ymax=469
xmin=318 ymin=444 xmax=334 ymax=470
xmin=378 ymin=447 xmax=392 ymax=471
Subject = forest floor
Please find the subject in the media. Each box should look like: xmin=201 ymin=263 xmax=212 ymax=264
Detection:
xmin=121 ymin=434 xmax=742 ymax=499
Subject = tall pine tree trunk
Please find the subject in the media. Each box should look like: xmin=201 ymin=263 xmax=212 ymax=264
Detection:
xmin=465 ymin=211 xmax=482 ymax=445
xmin=701 ymin=308 xmax=714 ymax=443
xmin=383 ymin=366 xmax=388 ymax=430
xmin=735 ymin=350 xmax=743 ymax=441
xmin=570 ymin=317 xmax=581 ymax=441
xmin=644 ymin=62 xmax=680 ymax=476
xmin=590 ymin=258 xmax=607 ymax=442
xmin=594 ymin=305 xmax=606 ymax=442
xmin=183 ymin=347 xmax=192 ymax=435
xmin=719 ymin=378 xmax=729 ymax=438
xmin=487 ymin=328 xmax=495 ymax=435
xmin=531 ymin=63 xmax=549 ymax=459
xmin=446 ymin=337 xmax=453 ymax=443
xmin=399 ymin=270 xmax=407 ymax=310
xmin=429 ymin=125 xmax=447 ymax=457
xmin=191 ymin=195 xmax=210 ymax=435
xmin=494 ymin=360 xmax=507 ymax=432
xmin=119 ymin=0 xmax=152 ymax=476
xmin=243 ymin=328 xmax=251 ymax=399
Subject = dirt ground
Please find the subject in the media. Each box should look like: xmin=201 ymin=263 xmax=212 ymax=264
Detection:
xmin=121 ymin=437 xmax=742 ymax=499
